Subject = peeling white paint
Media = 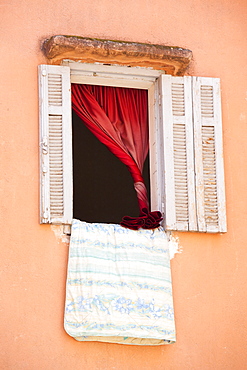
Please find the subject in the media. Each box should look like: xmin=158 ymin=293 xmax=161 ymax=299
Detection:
xmin=168 ymin=234 xmax=183 ymax=259
xmin=240 ymin=113 xmax=246 ymax=122
xmin=51 ymin=225 xmax=70 ymax=244
xmin=186 ymin=292 xmax=202 ymax=300
xmin=14 ymin=334 xmax=25 ymax=341
xmin=51 ymin=225 xmax=63 ymax=239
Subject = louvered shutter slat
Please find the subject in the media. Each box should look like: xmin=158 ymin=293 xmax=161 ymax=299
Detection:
xmin=39 ymin=65 xmax=72 ymax=224
xmin=159 ymin=75 xmax=197 ymax=232
xmin=193 ymin=77 xmax=227 ymax=233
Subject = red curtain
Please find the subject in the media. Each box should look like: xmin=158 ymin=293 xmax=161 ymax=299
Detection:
xmin=71 ymin=84 xmax=162 ymax=229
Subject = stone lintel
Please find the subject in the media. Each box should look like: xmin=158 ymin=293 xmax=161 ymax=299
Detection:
xmin=42 ymin=35 xmax=192 ymax=76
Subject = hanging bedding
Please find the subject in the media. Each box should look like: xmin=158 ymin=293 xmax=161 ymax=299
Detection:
xmin=64 ymin=219 xmax=176 ymax=345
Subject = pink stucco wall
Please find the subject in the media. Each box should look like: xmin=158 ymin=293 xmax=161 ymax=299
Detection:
xmin=1 ymin=0 xmax=247 ymax=368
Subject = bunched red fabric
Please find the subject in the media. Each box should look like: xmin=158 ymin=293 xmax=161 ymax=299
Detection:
xmin=71 ymin=84 xmax=162 ymax=230
xmin=121 ymin=208 xmax=163 ymax=230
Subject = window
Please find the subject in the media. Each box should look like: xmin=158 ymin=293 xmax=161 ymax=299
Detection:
xmin=72 ymin=92 xmax=150 ymax=224
xmin=39 ymin=62 xmax=227 ymax=233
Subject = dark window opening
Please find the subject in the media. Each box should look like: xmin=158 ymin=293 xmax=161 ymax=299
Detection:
xmin=72 ymin=110 xmax=150 ymax=224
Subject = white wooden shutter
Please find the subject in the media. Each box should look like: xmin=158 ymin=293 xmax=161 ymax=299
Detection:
xmin=148 ymin=83 xmax=161 ymax=213
xmin=193 ymin=77 xmax=227 ymax=232
xmin=159 ymin=75 xmax=197 ymax=231
xmin=39 ymin=65 xmax=73 ymax=224
xmin=159 ymin=75 xmax=226 ymax=233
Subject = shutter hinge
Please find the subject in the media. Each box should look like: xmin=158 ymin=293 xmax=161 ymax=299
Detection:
xmin=159 ymin=93 xmax=162 ymax=106
xmin=42 ymin=212 xmax=49 ymax=223
xmin=41 ymin=136 xmax=48 ymax=154
xmin=161 ymin=202 xmax=165 ymax=214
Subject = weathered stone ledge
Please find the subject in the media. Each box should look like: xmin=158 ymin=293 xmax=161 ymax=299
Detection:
xmin=42 ymin=35 xmax=192 ymax=76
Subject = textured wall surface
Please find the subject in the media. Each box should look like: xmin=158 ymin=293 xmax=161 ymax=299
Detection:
xmin=1 ymin=0 xmax=247 ymax=368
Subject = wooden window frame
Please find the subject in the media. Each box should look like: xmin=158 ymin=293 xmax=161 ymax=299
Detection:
xmin=39 ymin=61 xmax=227 ymax=233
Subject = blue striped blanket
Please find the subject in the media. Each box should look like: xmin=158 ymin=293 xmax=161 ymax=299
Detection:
xmin=64 ymin=219 xmax=176 ymax=345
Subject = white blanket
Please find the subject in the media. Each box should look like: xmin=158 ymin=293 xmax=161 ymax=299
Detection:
xmin=64 ymin=219 xmax=176 ymax=345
